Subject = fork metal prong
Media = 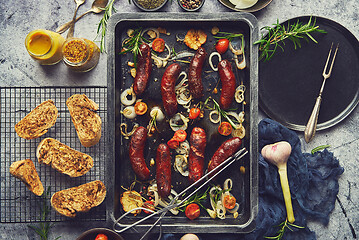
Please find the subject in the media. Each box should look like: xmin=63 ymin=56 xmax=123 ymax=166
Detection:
xmin=322 ymin=42 xmax=339 ymax=78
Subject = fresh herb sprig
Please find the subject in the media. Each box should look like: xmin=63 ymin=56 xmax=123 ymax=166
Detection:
xmin=265 ymin=219 xmax=304 ymax=240
xmin=119 ymin=27 xmax=150 ymax=67
xmin=96 ymin=0 xmax=117 ymax=53
xmin=214 ymin=32 xmax=244 ymax=42
xmin=28 ymin=187 xmax=61 ymax=240
xmin=311 ymin=144 xmax=330 ymax=154
xmin=254 ymin=16 xmax=326 ymax=62
xmin=205 ymin=97 xmax=238 ymax=129
xmin=177 ymin=187 xmax=209 ymax=212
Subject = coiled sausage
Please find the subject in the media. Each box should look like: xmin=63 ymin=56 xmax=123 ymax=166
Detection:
xmin=133 ymin=43 xmax=152 ymax=96
xmin=161 ymin=63 xmax=181 ymax=117
xmin=189 ymin=127 xmax=207 ymax=183
xmin=156 ymin=143 xmax=172 ymax=198
xmin=218 ymin=59 xmax=236 ymax=110
xmin=188 ymin=47 xmax=206 ymax=99
xmin=129 ymin=126 xmax=150 ymax=180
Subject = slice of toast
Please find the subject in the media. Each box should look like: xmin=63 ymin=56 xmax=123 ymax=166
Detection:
xmin=50 ymin=180 xmax=106 ymax=217
xmin=15 ymin=100 xmax=58 ymax=139
xmin=66 ymin=94 xmax=102 ymax=147
xmin=9 ymin=159 xmax=44 ymax=196
xmin=36 ymin=138 xmax=93 ymax=177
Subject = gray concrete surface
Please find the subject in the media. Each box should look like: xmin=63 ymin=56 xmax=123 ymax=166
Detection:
xmin=0 ymin=0 xmax=358 ymax=239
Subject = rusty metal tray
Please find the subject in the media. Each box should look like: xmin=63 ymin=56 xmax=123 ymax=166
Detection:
xmin=106 ymin=13 xmax=258 ymax=234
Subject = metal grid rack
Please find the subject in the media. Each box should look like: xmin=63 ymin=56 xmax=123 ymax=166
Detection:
xmin=0 ymin=86 xmax=107 ymax=223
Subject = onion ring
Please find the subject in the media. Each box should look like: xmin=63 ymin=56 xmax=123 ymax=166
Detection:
xmin=209 ymin=52 xmax=222 ymax=71
xmin=121 ymin=88 xmax=136 ymax=106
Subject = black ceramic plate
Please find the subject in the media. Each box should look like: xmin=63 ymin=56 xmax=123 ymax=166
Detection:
xmin=259 ymin=16 xmax=359 ymax=131
xmin=219 ymin=0 xmax=272 ymax=12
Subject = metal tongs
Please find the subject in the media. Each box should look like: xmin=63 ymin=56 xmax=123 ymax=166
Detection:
xmin=113 ymin=148 xmax=248 ymax=240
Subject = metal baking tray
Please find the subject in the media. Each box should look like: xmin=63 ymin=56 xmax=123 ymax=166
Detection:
xmin=106 ymin=13 xmax=258 ymax=234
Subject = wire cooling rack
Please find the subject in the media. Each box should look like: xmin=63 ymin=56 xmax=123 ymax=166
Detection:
xmin=0 ymin=86 xmax=107 ymax=223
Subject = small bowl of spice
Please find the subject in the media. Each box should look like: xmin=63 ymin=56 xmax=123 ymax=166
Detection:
xmin=62 ymin=37 xmax=100 ymax=72
xmin=178 ymin=0 xmax=205 ymax=11
xmin=133 ymin=0 xmax=169 ymax=11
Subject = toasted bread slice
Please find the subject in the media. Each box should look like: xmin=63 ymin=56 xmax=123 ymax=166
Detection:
xmin=51 ymin=180 xmax=106 ymax=217
xmin=66 ymin=94 xmax=101 ymax=147
xmin=9 ymin=159 xmax=44 ymax=196
xmin=36 ymin=138 xmax=93 ymax=177
xmin=15 ymin=100 xmax=58 ymax=140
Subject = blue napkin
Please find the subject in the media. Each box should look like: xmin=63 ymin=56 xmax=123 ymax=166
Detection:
xmin=160 ymin=118 xmax=344 ymax=240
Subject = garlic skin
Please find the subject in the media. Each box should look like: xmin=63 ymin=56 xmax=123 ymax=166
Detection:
xmin=229 ymin=0 xmax=258 ymax=9
xmin=180 ymin=233 xmax=200 ymax=240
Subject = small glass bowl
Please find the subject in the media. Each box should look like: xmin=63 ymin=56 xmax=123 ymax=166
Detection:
xmin=178 ymin=0 xmax=205 ymax=11
xmin=133 ymin=0 xmax=169 ymax=11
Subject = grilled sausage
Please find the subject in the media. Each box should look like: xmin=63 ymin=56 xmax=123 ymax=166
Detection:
xmin=189 ymin=127 xmax=207 ymax=183
xmin=161 ymin=63 xmax=181 ymax=117
xmin=188 ymin=47 xmax=206 ymax=99
xmin=133 ymin=43 xmax=152 ymax=96
xmin=208 ymin=137 xmax=242 ymax=175
xmin=218 ymin=59 xmax=236 ymax=110
xmin=156 ymin=143 xmax=172 ymax=198
xmin=129 ymin=126 xmax=150 ymax=180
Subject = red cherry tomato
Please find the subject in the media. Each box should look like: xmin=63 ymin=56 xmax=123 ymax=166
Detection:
xmin=218 ymin=122 xmax=232 ymax=136
xmin=223 ymin=194 xmax=236 ymax=209
xmin=173 ymin=129 xmax=187 ymax=142
xmin=152 ymin=38 xmax=166 ymax=53
xmin=95 ymin=233 xmax=108 ymax=240
xmin=185 ymin=203 xmax=200 ymax=220
xmin=167 ymin=138 xmax=180 ymax=149
xmin=143 ymin=200 xmax=155 ymax=214
xmin=215 ymin=39 xmax=229 ymax=54
xmin=189 ymin=107 xmax=200 ymax=120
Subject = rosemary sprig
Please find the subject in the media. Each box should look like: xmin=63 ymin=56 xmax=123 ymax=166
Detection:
xmin=177 ymin=187 xmax=209 ymax=212
xmin=205 ymin=97 xmax=238 ymax=129
xmin=265 ymin=219 xmax=304 ymax=240
xmin=95 ymin=0 xmax=117 ymax=53
xmin=254 ymin=16 xmax=326 ymax=62
xmin=213 ymin=31 xmax=244 ymax=42
xmin=28 ymin=187 xmax=61 ymax=240
xmin=119 ymin=27 xmax=150 ymax=67
xmin=311 ymin=144 xmax=330 ymax=154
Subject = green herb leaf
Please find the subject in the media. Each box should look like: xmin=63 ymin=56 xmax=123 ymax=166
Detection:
xmin=95 ymin=0 xmax=117 ymax=53
xmin=311 ymin=145 xmax=330 ymax=154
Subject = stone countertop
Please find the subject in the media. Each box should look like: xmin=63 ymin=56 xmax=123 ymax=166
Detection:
xmin=0 ymin=0 xmax=358 ymax=239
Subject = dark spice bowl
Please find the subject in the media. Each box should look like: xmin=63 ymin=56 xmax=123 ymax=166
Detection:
xmin=76 ymin=228 xmax=124 ymax=240
xmin=178 ymin=0 xmax=205 ymax=11
xmin=132 ymin=0 xmax=169 ymax=11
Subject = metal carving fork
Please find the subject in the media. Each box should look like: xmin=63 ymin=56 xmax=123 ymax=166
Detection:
xmin=304 ymin=43 xmax=339 ymax=143
xmin=113 ymin=148 xmax=248 ymax=240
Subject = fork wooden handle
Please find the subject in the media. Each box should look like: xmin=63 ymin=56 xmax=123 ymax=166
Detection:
xmin=304 ymin=95 xmax=322 ymax=143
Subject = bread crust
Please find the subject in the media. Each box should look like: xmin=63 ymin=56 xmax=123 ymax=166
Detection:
xmin=15 ymin=100 xmax=58 ymax=139
xmin=50 ymin=180 xmax=106 ymax=217
xmin=9 ymin=159 xmax=44 ymax=196
xmin=36 ymin=138 xmax=93 ymax=177
xmin=66 ymin=94 xmax=101 ymax=147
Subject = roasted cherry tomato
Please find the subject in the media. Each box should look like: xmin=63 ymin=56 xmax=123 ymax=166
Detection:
xmin=223 ymin=194 xmax=236 ymax=209
xmin=167 ymin=138 xmax=180 ymax=149
xmin=134 ymin=101 xmax=148 ymax=115
xmin=189 ymin=107 xmax=201 ymax=120
xmin=95 ymin=233 xmax=108 ymax=240
xmin=152 ymin=38 xmax=166 ymax=53
xmin=218 ymin=122 xmax=232 ymax=136
xmin=185 ymin=203 xmax=200 ymax=220
xmin=215 ymin=39 xmax=229 ymax=54
xmin=173 ymin=129 xmax=187 ymax=142
xmin=143 ymin=200 xmax=155 ymax=214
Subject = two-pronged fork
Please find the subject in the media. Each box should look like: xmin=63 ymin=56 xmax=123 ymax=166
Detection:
xmin=304 ymin=43 xmax=339 ymax=143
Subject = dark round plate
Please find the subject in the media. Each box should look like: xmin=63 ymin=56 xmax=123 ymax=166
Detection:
xmin=259 ymin=16 xmax=359 ymax=131
xmin=218 ymin=0 xmax=272 ymax=12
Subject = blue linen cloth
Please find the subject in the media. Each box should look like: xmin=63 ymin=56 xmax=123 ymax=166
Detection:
xmin=160 ymin=118 xmax=344 ymax=240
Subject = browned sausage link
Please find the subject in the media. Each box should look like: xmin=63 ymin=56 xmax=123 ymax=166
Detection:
xmin=189 ymin=127 xmax=207 ymax=183
xmin=129 ymin=126 xmax=150 ymax=180
xmin=156 ymin=143 xmax=172 ymax=198
xmin=133 ymin=43 xmax=152 ymax=96
xmin=208 ymin=137 xmax=242 ymax=175
xmin=161 ymin=63 xmax=181 ymax=117
xmin=218 ymin=59 xmax=236 ymax=110
xmin=188 ymin=47 xmax=206 ymax=99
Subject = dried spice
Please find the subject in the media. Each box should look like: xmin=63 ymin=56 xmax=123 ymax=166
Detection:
xmin=180 ymin=0 xmax=203 ymax=10
xmin=137 ymin=0 xmax=165 ymax=9
xmin=63 ymin=39 xmax=87 ymax=63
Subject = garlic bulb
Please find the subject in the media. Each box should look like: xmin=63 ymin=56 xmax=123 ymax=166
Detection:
xmin=180 ymin=234 xmax=200 ymax=240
